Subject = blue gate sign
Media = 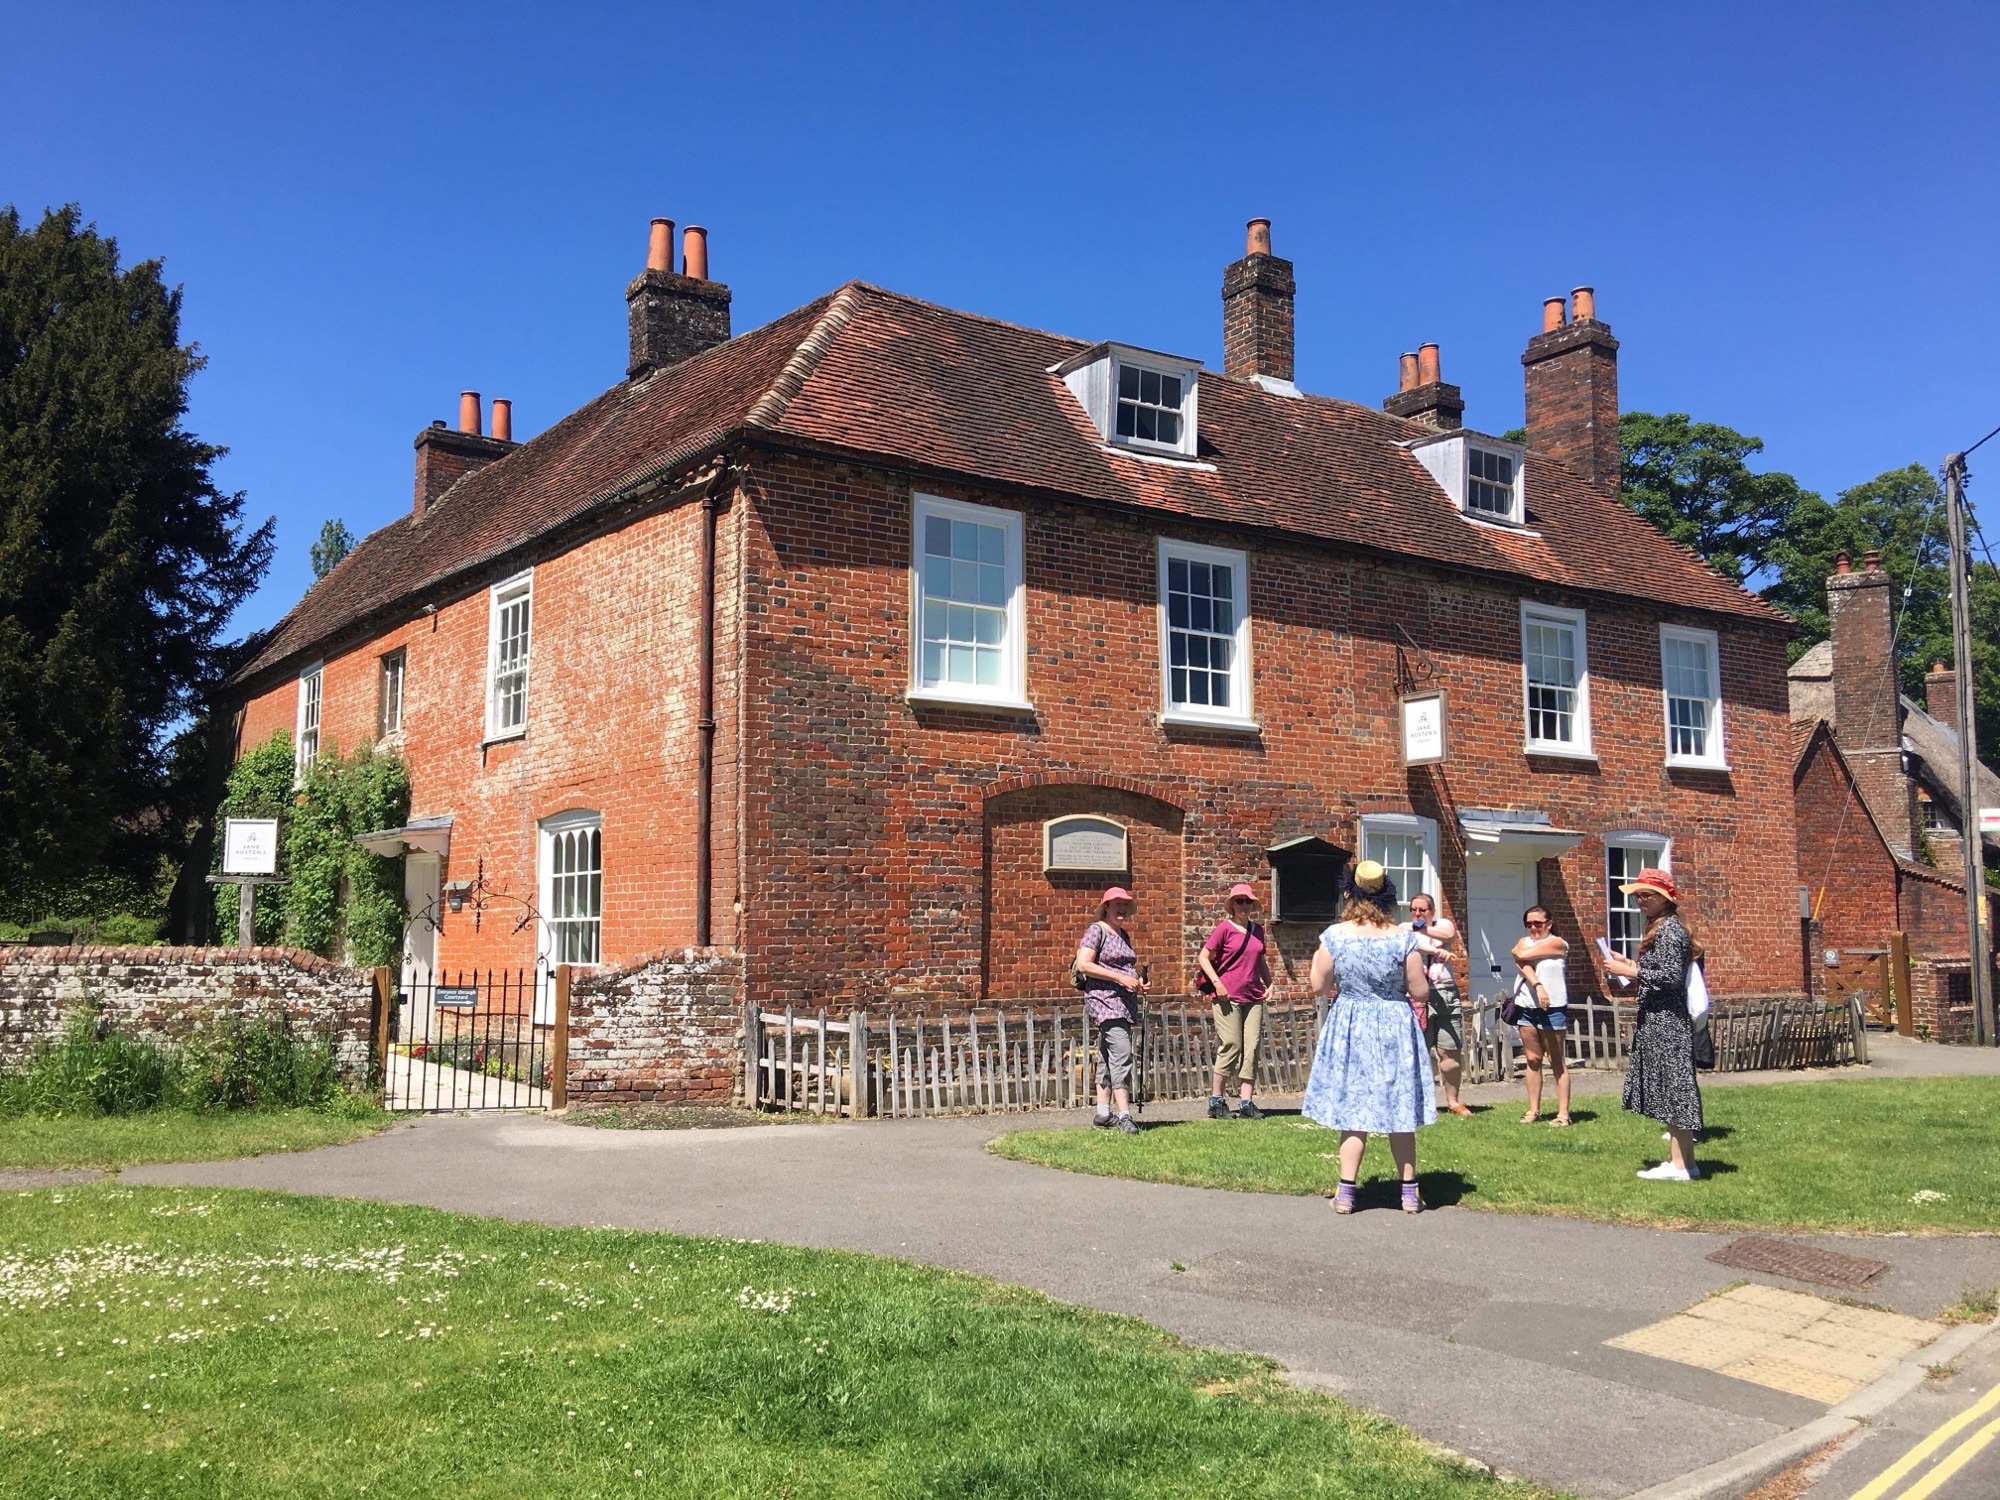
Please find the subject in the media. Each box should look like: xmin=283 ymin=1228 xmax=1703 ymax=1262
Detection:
xmin=434 ymin=986 xmax=478 ymax=1009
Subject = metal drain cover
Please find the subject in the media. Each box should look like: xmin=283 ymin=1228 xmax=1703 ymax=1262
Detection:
xmin=1706 ymin=1236 xmax=1888 ymax=1290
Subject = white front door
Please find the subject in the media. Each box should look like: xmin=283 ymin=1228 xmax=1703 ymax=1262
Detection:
xmin=1465 ymin=858 xmax=1536 ymax=1010
xmin=402 ymin=853 xmax=441 ymax=1036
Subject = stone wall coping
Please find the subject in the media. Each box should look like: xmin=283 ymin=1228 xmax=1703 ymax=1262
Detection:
xmin=0 ymin=944 xmax=370 ymax=978
xmin=571 ymin=946 xmax=744 ymax=986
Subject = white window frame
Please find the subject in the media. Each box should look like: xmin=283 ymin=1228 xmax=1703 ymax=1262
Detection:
xmin=1157 ymin=538 xmax=1254 ymax=729
xmin=485 ymin=570 xmax=533 ymax=742
xmin=294 ymin=661 xmax=323 ymax=776
xmin=538 ymin=810 xmax=603 ymax=965
xmin=1358 ymin=813 xmax=1439 ymax=923
xmin=1659 ymin=624 xmax=1727 ymax=769
xmin=1605 ymin=832 xmax=1671 ymax=961
xmin=378 ymin=648 xmax=405 ymax=740
xmin=1056 ymin=343 xmax=1202 ymax=460
xmin=1520 ymin=601 xmax=1594 ymax=758
xmin=907 ymin=493 xmax=1030 ymax=711
xmin=1408 ymin=432 xmax=1528 ymax=527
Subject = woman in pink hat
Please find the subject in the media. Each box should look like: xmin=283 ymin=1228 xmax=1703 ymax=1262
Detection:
xmin=1601 ymin=868 xmax=1705 ymax=1182
xmin=1075 ymin=886 xmax=1149 ymax=1134
xmin=1199 ymin=882 xmax=1271 ymax=1119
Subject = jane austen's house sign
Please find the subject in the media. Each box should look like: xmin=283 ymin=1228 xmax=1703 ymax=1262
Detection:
xmin=1044 ymin=816 xmax=1129 ymax=873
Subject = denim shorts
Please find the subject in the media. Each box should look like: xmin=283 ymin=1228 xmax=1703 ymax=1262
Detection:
xmin=1514 ymin=1006 xmax=1569 ymax=1033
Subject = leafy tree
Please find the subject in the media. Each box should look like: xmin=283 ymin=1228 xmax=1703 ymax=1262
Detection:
xmin=309 ymin=518 xmax=355 ymax=579
xmin=1764 ymin=463 xmax=2000 ymax=758
xmin=1619 ymin=412 xmax=1817 ymax=586
xmin=0 ymin=204 xmax=273 ymax=918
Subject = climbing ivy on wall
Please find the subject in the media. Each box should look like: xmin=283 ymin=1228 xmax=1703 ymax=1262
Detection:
xmin=211 ymin=734 xmax=410 ymax=966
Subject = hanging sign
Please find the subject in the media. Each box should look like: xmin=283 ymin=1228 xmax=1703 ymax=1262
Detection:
xmin=1980 ymin=807 xmax=2000 ymax=835
xmin=1044 ymin=816 xmax=1129 ymax=873
xmin=1401 ymin=690 xmax=1449 ymax=767
xmin=222 ymin=818 xmax=280 ymax=876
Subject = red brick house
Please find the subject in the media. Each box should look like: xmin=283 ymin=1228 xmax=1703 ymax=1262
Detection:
xmin=1789 ymin=552 xmax=1999 ymax=1039
xmin=224 ymin=218 xmax=1804 ymax=1021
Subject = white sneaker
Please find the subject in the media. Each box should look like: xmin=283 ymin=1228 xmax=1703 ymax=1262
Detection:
xmin=1637 ymin=1162 xmax=1700 ymax=1181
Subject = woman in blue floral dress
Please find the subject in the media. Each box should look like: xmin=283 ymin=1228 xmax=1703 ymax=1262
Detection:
xmin=1303 ymin=860 xmax=1436 ymax=1214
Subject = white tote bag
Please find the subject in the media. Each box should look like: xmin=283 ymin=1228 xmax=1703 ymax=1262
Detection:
xmin=1684 ymin=960 xmax=1711 ymax=1022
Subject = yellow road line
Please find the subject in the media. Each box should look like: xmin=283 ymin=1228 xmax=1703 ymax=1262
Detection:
xmin=1896 ymin=1411 xmax=2000 ymax=1500
xmin=1849 ymin=1379 xmax=2000 ymax=1500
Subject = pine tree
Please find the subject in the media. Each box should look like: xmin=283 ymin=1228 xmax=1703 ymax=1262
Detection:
xmin=0 ymin=205 xmax=273 ymax=917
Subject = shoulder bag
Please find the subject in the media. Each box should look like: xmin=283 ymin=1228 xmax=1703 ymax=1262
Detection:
xmin=1069 ymin=922 xmax=1102 ymax=992
xmin=1194 ymin=921 xmax=1254 ymax=999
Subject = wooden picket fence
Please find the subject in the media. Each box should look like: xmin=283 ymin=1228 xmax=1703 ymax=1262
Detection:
xmin=742 ymin=991 xmax=1865 ymax=1118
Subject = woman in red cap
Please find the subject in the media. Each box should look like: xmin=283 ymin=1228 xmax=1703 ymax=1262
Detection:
xmin=1199 ymin=882 xmax=1272 ymax=1119
xmin=1075 ymin=887 xmax=1149 ymax=1133
xmin=1601 ymin=868 xmax=1705 ymax=1181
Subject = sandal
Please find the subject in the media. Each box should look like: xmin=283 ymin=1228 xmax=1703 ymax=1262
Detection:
xmin=1445 ymin=1101 xmax=1473 ymax=1117
xmin=1550 ymin=1115 xmax=1572 ymax=1128
xmin=1333 ymin=1182 xmax=1357 ymax=1215
xmin=1401 ymin=1182 xmax=1423 ymax=1214
xmin=1519 ymin=1112 xmax=1540 ymax=1124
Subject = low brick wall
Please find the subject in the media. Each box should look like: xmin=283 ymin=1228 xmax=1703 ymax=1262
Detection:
xmin=567 ymin=947 xmax=744 ymax=1105
xmin=0 ymin=946 xmax=380 ymax=1081
xmin=1908 ymin=957 xmax=1982 ymax=1045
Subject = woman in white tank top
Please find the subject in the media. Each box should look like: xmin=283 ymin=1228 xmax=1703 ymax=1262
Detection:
xmin=1510 ymin=905 xmax=1572 ymax=1126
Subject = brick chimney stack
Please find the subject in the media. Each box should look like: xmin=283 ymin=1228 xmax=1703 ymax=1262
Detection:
xmin=1827 ymin=548 xmax=1919 ymax=856
xmin=1383 ymin=341 xmax=1465 ymax=430
xmin=1222 ymin=218 xmax=1296 ymax=383
xmin=626 ymin=216 xmax=732 ymax=379
xmin=1522 ymin=286 xmax=1620 ymax=495
xmin=1925 ymin=660 xmax=1959 ymax=731
xmin=413 ymin=392 xmax=515 ymax=516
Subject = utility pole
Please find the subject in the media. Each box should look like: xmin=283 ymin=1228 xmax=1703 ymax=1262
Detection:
xmin=1943 ymin=452 xmax=1994 ymax=1045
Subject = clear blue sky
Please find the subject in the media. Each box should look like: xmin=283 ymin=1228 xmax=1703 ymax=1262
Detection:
xmin=7 ymin=1 xmax=1997 ymax=637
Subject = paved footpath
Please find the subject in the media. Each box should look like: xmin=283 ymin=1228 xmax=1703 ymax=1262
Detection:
xmin=130 ymin=1040 xmax=2000 ymax=1499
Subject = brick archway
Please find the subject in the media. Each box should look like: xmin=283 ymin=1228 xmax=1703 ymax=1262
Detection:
xmin=982 ymin=781 xmax=1186 ymax=1001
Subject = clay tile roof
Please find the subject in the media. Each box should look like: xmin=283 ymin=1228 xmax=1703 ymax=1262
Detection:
xmin=1790 ymin=718 xmax=1823 ymax=766
xmin=235 ymin=281 xmax=1787 ymax=689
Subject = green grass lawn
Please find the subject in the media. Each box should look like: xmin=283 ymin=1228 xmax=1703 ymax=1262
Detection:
xmin=991 ymin=1077 xmax=2000 ymax=1235
xmin=0 ymin=1107 xmax=393 ymax=1170
xmin=0 ymin=1186 xmax=1557 ymax=1500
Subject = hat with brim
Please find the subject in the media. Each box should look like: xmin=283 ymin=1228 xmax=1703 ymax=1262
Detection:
xmin=1617 ymin=867 xmax=1679 ymax=902
xmin=1347 ymin=860 xmax=1397 ymax=905
xmin=1099 ymin=886 xmax=1134 ymax=909
xmin=1226 ymin=882 xmax=1258 ymax=904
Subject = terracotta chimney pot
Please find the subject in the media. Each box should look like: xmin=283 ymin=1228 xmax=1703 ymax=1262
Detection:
xmin=1835 ymin=552 xmax=1852 ymax=575
xmin=646 ymin=218 xmax=674 ymax=274
xmin=1246 ymin=217 xmax=1272 ymax=256
xmin=1417 ymin=343 xmax=1441 ymax=385
xmin=683 ymin=225 xmax=709 ymax=282
xmin=458 ymin=391 xmax=481 ymax=436
xmin=1398 ymin=352 xmax=1419 ymax=393
xmin=1542 ymin=296 xmax=1566 ymax=332
xmin=491 ymin=398 xmax=512 ymax=443
xmin=1864 ymin=548 xmax=1882 ymax=571
xmin=1571 ymin=286 xmax=1596 ymax=322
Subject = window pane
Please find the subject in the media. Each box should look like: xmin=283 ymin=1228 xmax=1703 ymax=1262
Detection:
xmin=925 ymin=515 xmax=951 ymax=556
xmin=1157 ymin=412 xmax=1179 ymax=444
xmin=1161 ymin=375 xmax=1181 ymax=407
xmin=1115 ymin=404 xmax=1136 ymax=437
xmin=1140 ymin=368 xmax=1160 ymax=404
xmin=1119 ymin=364 xmax=1140 ymax=399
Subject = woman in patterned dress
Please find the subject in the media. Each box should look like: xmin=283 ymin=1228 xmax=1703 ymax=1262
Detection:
xmin=1302 ymin=861 xmax=1435 ymax=1214
xmin=1602 ymin=867 xmax=1704 ymax=1182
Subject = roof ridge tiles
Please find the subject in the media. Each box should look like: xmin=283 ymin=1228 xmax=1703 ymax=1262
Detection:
xmin=744 ymin=283 xmax=866 ymax=430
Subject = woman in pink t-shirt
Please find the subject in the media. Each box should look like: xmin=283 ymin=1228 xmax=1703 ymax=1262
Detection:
xmin=1200 ymin=882 xmax=1272 ymax=1119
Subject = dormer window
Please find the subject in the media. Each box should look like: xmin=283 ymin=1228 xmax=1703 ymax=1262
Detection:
xmin=1056 ymin=342 xmax=1201 ymax=459
xmin=1407 ymin=431 xmax=1527 ymax=526
xmin=1117 ymin=365 xmax=1184 ymax=446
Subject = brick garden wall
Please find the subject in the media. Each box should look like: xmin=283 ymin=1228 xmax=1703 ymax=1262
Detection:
xmin=566 ymin=947 xmax=744 ymax=1105
xmin=0 ymin=946 xmax=380 ymax=1080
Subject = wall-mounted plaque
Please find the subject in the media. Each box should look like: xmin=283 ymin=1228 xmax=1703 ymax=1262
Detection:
xmin=434 ymin=986 xmax=479 ymax=1009
xmin=1401 ymin=690 xmax=1448 ymax=767
xmin=222 ymin=818 xmax=280 ymax=875
xmin=1044 ymin=815 xmax=1129 ymax=873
